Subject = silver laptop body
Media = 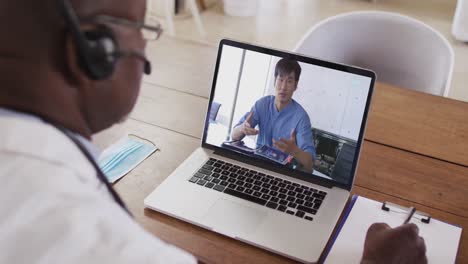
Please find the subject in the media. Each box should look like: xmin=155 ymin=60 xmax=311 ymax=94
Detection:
xmin=145 ymin=39 xmax=376 ymax=263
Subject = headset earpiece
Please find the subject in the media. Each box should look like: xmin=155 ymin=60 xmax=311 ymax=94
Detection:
xmin=81 ymin=26 xmax=118 ymax=80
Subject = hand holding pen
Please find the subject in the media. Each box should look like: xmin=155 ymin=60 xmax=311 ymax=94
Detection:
xmin=361 ymin=207 xmax=427 ymax=264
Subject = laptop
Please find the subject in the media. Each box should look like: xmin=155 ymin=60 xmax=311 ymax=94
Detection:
xmin=144 ymin=39 xmax=375 ymax=263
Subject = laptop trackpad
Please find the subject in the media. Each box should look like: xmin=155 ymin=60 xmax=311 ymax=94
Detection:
xmin=202 ymin=198 xmax=266 ymax=237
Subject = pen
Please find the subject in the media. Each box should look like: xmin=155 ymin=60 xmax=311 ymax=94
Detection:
xmin=403 ymin=207 xmax=416 ymax=224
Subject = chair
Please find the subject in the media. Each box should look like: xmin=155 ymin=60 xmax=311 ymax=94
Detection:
xmin=209 ymin=102 xmax=221 ymax=122
xmin=147 ymin=0 xmax=206 ymax=37
xmin=294 ymin=11 xmax=454 ymax=97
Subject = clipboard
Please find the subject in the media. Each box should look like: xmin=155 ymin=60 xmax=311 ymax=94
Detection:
xmin=323 ymin=195 xmax=462 ymax=263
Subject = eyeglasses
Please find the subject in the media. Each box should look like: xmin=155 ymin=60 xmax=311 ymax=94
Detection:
xmin=82 ymin=14 xmax=163 ymax=41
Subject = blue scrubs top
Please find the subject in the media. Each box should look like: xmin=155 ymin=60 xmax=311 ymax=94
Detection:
xmin=235 ymin=96 xmax=316 ymax=160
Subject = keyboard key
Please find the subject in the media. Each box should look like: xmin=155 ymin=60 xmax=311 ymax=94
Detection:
xmin=286 ymin=185 xmax=295 ymax=190
xmin=213 ymin=168 xmax=222 ymax=173
xmin=304 ymin=190 xmax=312 ymax=196
xmin=296 ymin=199 xmax=305 ymax=205
xmin=194 ymin=173 xmax=204 ymax=178
xmin=212 ymin=179 xmax=220 ymax=184
xmin=254 ymin=180 xmax=262 ymax=186
xmin=224 ymin=188 xmax=267 ymax=206
xmin=228 ymin=178 xmax=236 ymax=183
xmin=283 ymin=180 xmax=291 ymax=184
xmin=245 ymin=178 xmax=254 ymax=183
xmin=212 ymin=173 xmax=220 ymax=178
xmin=238 ymin=176 xmax=246 ymax=181
xmin=236 ymin=186 xmax=245 ymax=192
xmin=270 ymin=197 xmax=279 ymax=203
xmin=198 ymin=168 xmax=212 ymax=175
xmin=269 ymin=191 xmax=278 ymax=197
xmin=286 ymin=196 xmax=296 ymax=202
xmin=313 ymin=202 xmax=322 ymax=210
xmin=235 ymin=180 xmax=244 ymax=186
xmin=261 ymin=194 xmax=271 ymax=200
xmin=206 ymin=160 xmax=214 ymax=165
xmin=261 ymin=178 xmax=270 ymax=183
xmin=313 ymin=193 xmax=325 ymax=200
xmin=278 ymin=205 xmax=287 ymax=212
xmin=266 ymin=202 xmax=278 ymax=209
xmin=278 ymin=183 xmax=286 ymax=188
xmin=197 ymin=179 xmax=207 ymax=186
xmin=203 ymin=175 xmax=213 ymax=181
xmin=287 ymin=190 xmax=296 ymax=196
xmin=292 ymin=183 xmax=300 ymax=187
xmin=205 ymin=182 xmax=215 ymax=189
xmin=253 ymin=186 xmax=261 ymax=191
xmin=271 ymin=186 xmax=279 ymax=191
xmin=296 ymin=193 xmax=305 ymax=199
xmin=266 ymin=175 xmax=274 ymax=179
xmin=279 ymin=199 xmax=288 ymax=205
xmin=262 ymin=183 xmax=271 ymax=189
xmin=261 ymin=188 xmax=269 ymax=194
xmin=221 ymin=170 xmax=229 ymax=175
xmin=278 ymin=193 xmax=287 ymax=199
xmin=295 ymin=211 xmax=305 ymax=218
xmin=253 ymin=191 xmax=262 ymax=197
xmin=286 ymin=210 xmax=294 ymax=215
xmin=304 ymin=202 xmax=313 ymax=208
xmin=279 ymin=188 xmax=288 ymax=194
xmin=305 ymin=216 xmax=313 ymax=221
xmin=245 ymin=189 xmax=253 ymax=195
xmin=213 ymin=185 xmax=225 ymax=192
xmin=297 ymin=205 xmax=317 ymax=215
xmin=288 ymin=202 xmax=297 ymax=209
xmin=245 ymin=183 xmax=253 ymax=188
xmin=319 ymin=191 xmax=327 ymax=195
xmin=228 ymin=183 xmax=236 ymax=189
xmin=202 ymin=165 xmax=214 ymax=171
xmin=189 ymin=176 xmax=198 ymax=183
xmin=258 ymin=173 xmax=265 ymax=177
xmin=220 ymin=181 xmax=228 ymax=186
xmin=220 ymin=175 xmax=228 ymax=181
xmin=295 ymin=187 xmax=304 ymax=193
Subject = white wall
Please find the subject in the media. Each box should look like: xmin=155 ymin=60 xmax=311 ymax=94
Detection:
xmin=211 ymin=46 xmax=244 ymax=126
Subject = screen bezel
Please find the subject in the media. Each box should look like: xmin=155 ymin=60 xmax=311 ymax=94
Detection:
xmin=202 ymin=39 xmax=376 ymax=191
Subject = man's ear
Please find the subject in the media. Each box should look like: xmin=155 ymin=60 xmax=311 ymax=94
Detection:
xmin=64 ymin=33 xmax=91 ymax=86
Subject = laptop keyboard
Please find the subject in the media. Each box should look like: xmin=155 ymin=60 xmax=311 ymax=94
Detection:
xmin=188 ymin=158 xmax=327 ymax=221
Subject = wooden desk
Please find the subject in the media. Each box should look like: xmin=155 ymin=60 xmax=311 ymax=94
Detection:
xmin=94 ymin=40 xmax=468 ymax=262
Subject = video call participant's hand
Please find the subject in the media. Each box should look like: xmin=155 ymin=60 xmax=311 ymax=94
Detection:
xmin=273 ymin=129 xmax=300 ymax=155
xmin=240 ymin=111 xmax=259 ymax=137
xmin=361 ymin=223 xmax=427 ymax=264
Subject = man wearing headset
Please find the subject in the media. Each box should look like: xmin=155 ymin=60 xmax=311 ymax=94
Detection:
xmin=0 ymin=0 xmax=427 ymax=263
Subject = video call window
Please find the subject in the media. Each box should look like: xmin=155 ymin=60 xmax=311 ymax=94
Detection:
xmin=205 ymin=46 xmax=372 ymax=185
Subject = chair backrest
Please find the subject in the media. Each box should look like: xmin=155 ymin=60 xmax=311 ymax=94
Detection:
xmin=294 ymin=11 xmax=454 ymax=96
xmin=209 ymin=102 xmax=222 ymax=122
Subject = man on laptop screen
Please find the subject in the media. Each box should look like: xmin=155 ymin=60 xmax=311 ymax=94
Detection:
xmin=231 ymin=58 xmax=315 ymax=172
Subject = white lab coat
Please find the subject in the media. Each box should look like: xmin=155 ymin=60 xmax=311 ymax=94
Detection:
xmin=0 ymin=114 xmax=196 ymax=264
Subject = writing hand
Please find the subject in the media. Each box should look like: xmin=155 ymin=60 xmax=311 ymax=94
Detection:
xmin=273 ymin=129 xmax=300 ymax=155
xmin=361 ymin=223 xmax=427 ymax=264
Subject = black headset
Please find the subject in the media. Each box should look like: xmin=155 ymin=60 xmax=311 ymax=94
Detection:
xmin=59 ymin=0 xmax=151 ymax=80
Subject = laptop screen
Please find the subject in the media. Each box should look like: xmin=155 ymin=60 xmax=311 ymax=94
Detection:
xmin=203 ymin=40 xmax=375 ymax=189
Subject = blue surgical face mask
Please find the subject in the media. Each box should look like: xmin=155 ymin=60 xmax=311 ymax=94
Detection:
xmin=98 ymin=136 xmax=157 ymax=183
